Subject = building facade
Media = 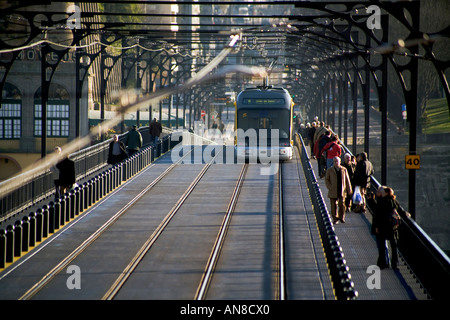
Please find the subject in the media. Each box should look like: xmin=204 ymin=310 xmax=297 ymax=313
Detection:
xmin=0 ymin=48 xmax=89 ymax=180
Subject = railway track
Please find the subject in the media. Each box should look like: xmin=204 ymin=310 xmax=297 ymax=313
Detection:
xmin=101 ymin=161 xmax=288 ymax=300
xmin=102 ymin=153 xmax=219 ymax=300
xmin=18 ymin=145 xmax=202 ymax=300
xmin=0 ymin=146 xmax=330 ymax=300
xmin=195 ymin=162 xmax=287 ymax=300
xmin=195 ymin=163 xmax=249 ymax=300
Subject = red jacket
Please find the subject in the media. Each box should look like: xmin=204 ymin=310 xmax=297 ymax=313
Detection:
xmin=321 ymin=141 xmax=341 ymax=159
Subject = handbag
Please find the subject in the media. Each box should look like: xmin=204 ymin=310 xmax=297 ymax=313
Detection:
xmin=389 ymin=208 xmax=402 ymax=231
xmin=352 ymin=186 xmax=362 ymax=205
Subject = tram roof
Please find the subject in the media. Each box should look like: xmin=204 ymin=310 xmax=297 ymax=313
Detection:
xmin=236 ymin=86 xmax=292 ymax=109
xmin=237 ymin=86 xmax=291 ymax=97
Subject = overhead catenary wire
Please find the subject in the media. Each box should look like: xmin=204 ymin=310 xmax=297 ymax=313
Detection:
xmin=0 ymin=34 xmax=268 ymax=200
xmin=0 ymin=38 xmax=193 ymax=57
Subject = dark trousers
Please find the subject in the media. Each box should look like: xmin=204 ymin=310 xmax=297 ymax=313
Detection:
xmin=376 ymin=235 xmax=399 ymax=269
xmin=151 ymin=135 xmax=159 ymax=145
xmin=54 ymin=180 xmax=61 ymax=199
xmin=127 ymin=149 xmax=138 ymax=157
xmin=330 ymin=197 xmax=346 ymax=222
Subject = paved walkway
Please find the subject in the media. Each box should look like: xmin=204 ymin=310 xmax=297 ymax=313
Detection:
xmin=308 ymin=157 xmax=430 ymax=300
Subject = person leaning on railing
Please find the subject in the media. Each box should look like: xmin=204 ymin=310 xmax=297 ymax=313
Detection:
xmin=367 ymin=186 xmax=411 ymax=269
xmin=352 ymin=152 xmax=374 ymax=213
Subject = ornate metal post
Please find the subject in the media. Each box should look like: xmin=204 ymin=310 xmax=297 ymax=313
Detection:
xmin=40 ymin=43 xmax=49 ymax=158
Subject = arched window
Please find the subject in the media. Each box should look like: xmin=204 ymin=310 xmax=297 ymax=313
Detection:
xmin=34 ymin=84 xmax=70 ymax=137
xmin=0 ymin=83 xmax=22 ymax=139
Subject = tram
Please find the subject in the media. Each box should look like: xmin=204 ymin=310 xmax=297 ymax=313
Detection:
xmin=235 ymin=85 xmax=294 ymax=161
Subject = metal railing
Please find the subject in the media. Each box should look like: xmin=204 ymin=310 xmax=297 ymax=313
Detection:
xmin=3 ymin=129 xmax=448 ymax=298
xmin=301 ymin=132 xmax=450 ymax=300
xmin=294 ymin=133 xmax=358 ymax=300
xmin=0 ymin=130 xmax=181 ymax=268
xmin=0 ymin=127 xmax=171 ymax=222
xmin=0 ymin=139 xmax=109 ymax=222
xmin=361 ymin=157 xmax=450 ymax=300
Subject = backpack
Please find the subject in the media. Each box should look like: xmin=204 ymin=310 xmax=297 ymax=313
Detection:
xmin=389 ymin=208 xmax=401 ymax=231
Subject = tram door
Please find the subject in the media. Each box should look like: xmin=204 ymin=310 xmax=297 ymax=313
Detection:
xmin=259 ymin=117 xmax=272 ymax=130
xmin=258 ymin=115 xmax=276 ymax=146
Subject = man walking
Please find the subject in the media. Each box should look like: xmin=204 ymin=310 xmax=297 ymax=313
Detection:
xmin=125 ymin=125 xmax=143 ymax=157
xmin=325 ymin=156 xmax=353 ymax=224
xmin=149 ymin=118 xmax=162 ymax=145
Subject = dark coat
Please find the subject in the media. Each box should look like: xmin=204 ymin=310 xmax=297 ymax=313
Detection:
xmin=107 ymin=140 xmax=127 ymax=164
xmin=307 ymin=127 xmax=316 ymax=144
xmin=149 ymin=120 xmax=162 ymax=137
xmin=368 ymin=196 xmax=408 ymax=240
xmin=56 ymin=158 xmax=76 ymax=187
xmin=125 ymin=128 xmax=143 ymax=151
xmin=353 ymin=159 xmax=374 ymax=188
xmin=342 ymin=162 xmax=355 ymax=185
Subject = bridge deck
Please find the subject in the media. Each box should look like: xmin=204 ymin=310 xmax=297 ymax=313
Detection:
xmin=0 ymin=145 xmax=429 ymax=300
xmin=309 ymin=157 xmax=429 ymax=300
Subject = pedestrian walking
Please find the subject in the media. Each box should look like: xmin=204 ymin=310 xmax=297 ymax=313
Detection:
xmin=218 ymin=118 xmax=225 ymax=133
xmin=303 ymin=122 xmax=311 ymax=146
xmin=315 ymin=130 xmax=331 ymax=178
xmin=313 ymin=121 xmax=327 ymax=145
xmin=52 ymin=146 xmax=62 ymax=199
xmin=342 ymin=153 xmax=356 ymax=211
xmin=107 ymin=134 xmax=128 ymax=165
xmin=149 ymin=118 xmax=162 ymax=145
xmin=307 ymin=121 xmax=316 ymax=158
xmin=321 ymin=134 xmax=342 ymax=169
xmin=367 ymin=186 xmax=410 ymax=269
xmin=125 ymin=125 xmax=143 ymax=157
xmin=298 ymin=123 xmax=307 ymax=140
xmin=55 ymin=148 xmax=76 ymax=196
xmin=353 ymin=152 xmax=374 ymax=212
xmin=325 ymin=156 xmax=353 ymax=224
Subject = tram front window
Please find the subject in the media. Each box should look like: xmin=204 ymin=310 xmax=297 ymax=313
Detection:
xmin=237 ymin=109 xmax=290 ymax=146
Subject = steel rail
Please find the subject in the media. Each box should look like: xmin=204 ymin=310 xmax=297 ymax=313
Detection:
xmin=195 ymin=163 xmax=248 ymax=300
xmin=278 ymin=162 xmax=286 ymax=300
xmin=18 ymin=145 xmax=197 ymax=300
xmin=102 ymin=147 xmax=223 ymax=300
xmin=195 ymin=162 xmax=286 ymax=300
xmin=293 ymin=147 xmax=327 ymax=299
